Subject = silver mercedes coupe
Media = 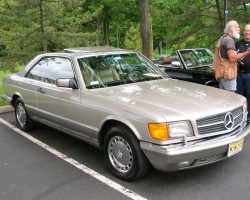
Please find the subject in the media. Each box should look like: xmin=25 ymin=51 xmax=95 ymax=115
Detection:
xmin=2 ymin=46 xmax=250 ymax=180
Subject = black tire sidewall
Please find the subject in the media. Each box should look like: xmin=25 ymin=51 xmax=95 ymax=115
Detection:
xmin=103 ymin=125 xmax=148 ymax=180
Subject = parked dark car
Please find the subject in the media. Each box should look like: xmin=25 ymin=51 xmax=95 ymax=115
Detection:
xmin=154 ymin=48 xmax=218 ymax=87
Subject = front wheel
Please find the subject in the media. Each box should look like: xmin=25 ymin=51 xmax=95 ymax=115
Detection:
xmin=15 ymin=98 xmax=36 ymax=131
xmin=103 ymin=125 xmax=150 ymax=180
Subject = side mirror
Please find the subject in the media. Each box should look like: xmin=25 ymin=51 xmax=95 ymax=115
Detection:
xmin=56 ymin=78 xmax=78 ymax=89
xmin=171 ymin=61 xmax=181 ymax=67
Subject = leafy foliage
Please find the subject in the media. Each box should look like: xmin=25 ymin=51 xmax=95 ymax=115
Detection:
xmin=0 ymin=0 xmax=95 ymax=69
xmin=0 ymin=0 xmax=250 ymax=70
xmin=124 ymin=25 xmax=142 ymax=52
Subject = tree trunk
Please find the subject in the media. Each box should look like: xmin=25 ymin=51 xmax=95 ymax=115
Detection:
xmin=215 ymin=0 xmax=224 ymax=32
xmin=96 ymin=18 xmax=100 ymax=46
xmin=39 ymin=0 xmax=47 ymax=52
xmin=138 ymin=0 xmax=153 ymax=59
xmin=103 ymin=19 xmax=109 ymax=46
xmin=116 ymin=27 xmax=120 ymax=48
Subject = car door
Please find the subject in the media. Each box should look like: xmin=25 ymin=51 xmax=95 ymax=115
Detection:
xmin=22 ymin=57 xmax=52 ymax=114
xmin=28 ymin=56 xmax=81 ymax=131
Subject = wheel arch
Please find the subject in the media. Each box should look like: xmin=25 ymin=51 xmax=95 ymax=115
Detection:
xmin=98 ymin=119 xmax=139 ymax=150
xmin=10 ymin=93 xmax=22 ymax=106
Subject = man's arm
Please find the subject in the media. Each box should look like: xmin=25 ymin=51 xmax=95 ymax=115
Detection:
xmin=227 ymin=49 xmax=250 ymax=62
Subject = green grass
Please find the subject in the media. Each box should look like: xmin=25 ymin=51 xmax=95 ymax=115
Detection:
xmin=0 ymin=71 xmax=8 ymax=106
xmin=0 ymin=65 xmax=23 ymax=106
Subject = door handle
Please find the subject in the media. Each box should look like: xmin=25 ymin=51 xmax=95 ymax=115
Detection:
xmin=37 ymin=87 xmax=46 ymax=94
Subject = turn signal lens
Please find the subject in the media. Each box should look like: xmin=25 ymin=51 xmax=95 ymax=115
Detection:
xmin=148 ymin=123 xmax=169 ymax=140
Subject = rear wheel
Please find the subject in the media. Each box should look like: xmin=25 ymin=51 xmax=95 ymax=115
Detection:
xmin=104 ymin=125 xmax=150 ymax=180
xmin=15 ymin=98 xmax=36 ymax=131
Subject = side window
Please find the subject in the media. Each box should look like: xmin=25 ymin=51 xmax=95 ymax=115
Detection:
xmin=26 ymin=57 xmax=75 ymax=85
xmin=43 ymin=57 xmax=74 ymax=84
xmin=26 ymin=58 xmax=50 ymax=81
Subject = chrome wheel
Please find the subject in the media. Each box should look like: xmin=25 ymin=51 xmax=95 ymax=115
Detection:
xmin=16 ymin=102 xmax=27 ymax=128
xmin=108 ymin=136 xmax=133 ymax=173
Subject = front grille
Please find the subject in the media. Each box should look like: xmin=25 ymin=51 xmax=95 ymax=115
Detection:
xmin=196 ymin=106 xmax=243 ymax=135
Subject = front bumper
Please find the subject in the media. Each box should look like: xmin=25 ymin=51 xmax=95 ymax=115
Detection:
xmin=141 ymin=123 xmax=250 ymax=172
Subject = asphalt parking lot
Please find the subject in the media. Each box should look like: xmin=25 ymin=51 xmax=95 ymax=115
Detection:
xmin=0 ymin=107 xmax=135 ymax=200
xmin=1 ymin=106 xmax=250 ymax=200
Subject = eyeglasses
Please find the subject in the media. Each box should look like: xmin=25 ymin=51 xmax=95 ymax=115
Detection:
xmin=244 ymin=30 xmax=250 ymax=32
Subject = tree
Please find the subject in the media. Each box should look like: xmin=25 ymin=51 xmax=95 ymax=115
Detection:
xmin=1 ymin=0 xmax=250 ymax=70
xmin=124 ymin=25 xmax=142 ymax=52
xmin=139 ymin=0 xmax=153 ymax=59
xmin=150 ymin=0 xmax=227 ymax=52
xmin=0 ymin=0 xmax=94 ymax=69
xmin=82 ymin=0 xmax=139 ymax=48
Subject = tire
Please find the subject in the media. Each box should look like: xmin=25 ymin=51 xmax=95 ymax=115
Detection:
xmin=15 ymin=98 xmax=36 ymax=131
xmin=104 ymin=125 xmax=150 ymax=180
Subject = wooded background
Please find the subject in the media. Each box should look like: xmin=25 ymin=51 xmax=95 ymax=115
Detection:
xmin=0 ymin=0 xmax=249 ymax=70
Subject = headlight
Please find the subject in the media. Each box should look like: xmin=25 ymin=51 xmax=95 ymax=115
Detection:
xmin=168 ymin=121 xmax=194 ymax=138
xmin=148 ymin=121 xmax=194 ymax=141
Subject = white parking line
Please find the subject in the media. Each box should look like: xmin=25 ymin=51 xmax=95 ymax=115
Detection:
xmin=0 ymin=118 xmax=148 ymax=200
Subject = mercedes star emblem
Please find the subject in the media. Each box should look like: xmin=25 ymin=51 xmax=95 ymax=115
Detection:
xmin=224 ymin=113 xmax=234 ymax=130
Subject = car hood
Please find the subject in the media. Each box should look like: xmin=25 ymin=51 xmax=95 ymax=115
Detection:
xmin=90 ymin=79 xmax=245 ymax=121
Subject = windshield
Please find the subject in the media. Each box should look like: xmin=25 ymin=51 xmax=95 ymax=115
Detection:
xmin=78 ymin=53 xmax=165 ymax=89
xmin=179 ymin=48 xmax=214 ymax=68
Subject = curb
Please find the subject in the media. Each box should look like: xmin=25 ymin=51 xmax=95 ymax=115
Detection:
xmin=0 ymin=105 xmax=14 ymax=114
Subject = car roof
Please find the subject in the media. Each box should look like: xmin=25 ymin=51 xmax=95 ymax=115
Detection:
xmin=64 ymin=46 xmax=124 ymax=53
xmin=35 ymin=46 xmax=136 ymax=60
